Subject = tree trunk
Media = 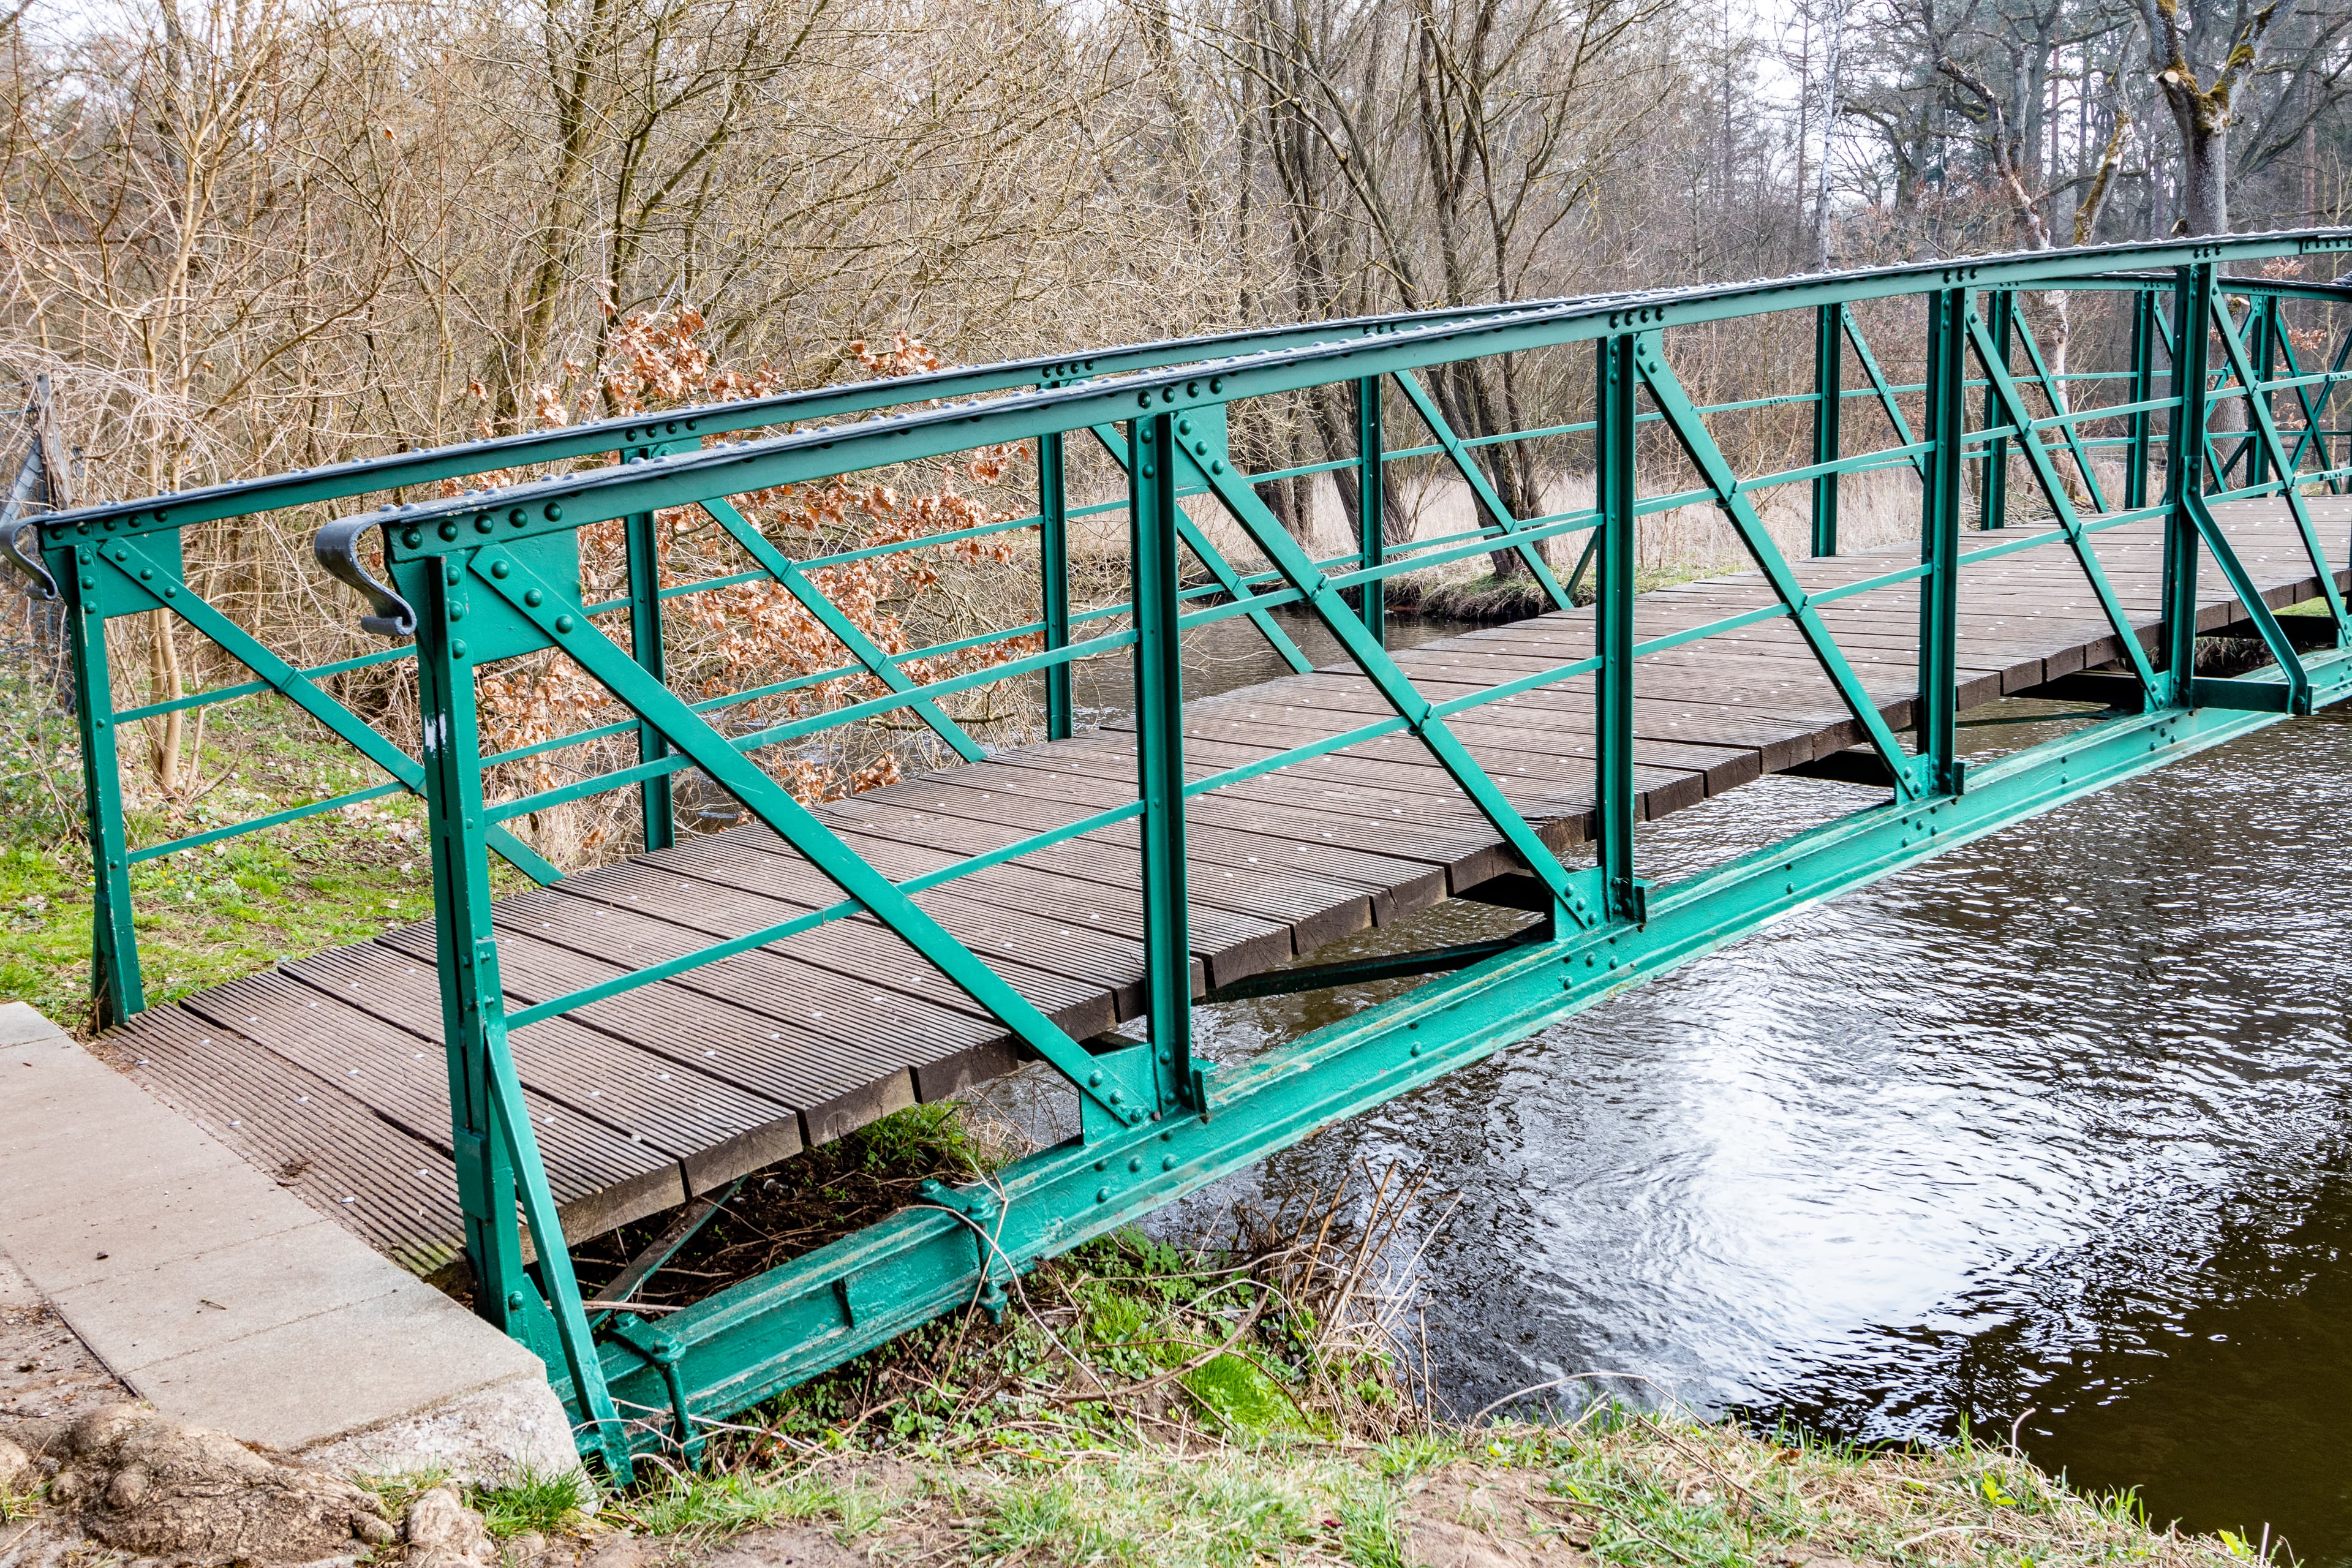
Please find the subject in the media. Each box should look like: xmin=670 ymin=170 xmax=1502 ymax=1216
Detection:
xmin=2179 ymin=120 xmax=2228 ymax=235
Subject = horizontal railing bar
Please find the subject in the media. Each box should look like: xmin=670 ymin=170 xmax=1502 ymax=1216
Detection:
xmin=347 ymin=232 xmax=2352 ymax=546
xmin=126 ymin=778 xmax=409 ymax=863
xmin=113 ymin=641 xmax=421 ymax=723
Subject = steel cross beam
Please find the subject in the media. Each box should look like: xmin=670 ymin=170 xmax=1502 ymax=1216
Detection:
xmin=1630 ymin=334 xmax=1929 ymax=799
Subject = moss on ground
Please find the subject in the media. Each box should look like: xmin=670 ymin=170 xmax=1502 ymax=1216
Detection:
xmin=0 ymin=681 xmax=526 ymax=1031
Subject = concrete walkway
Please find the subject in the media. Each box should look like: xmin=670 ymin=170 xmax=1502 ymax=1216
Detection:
xmin=0 ymin=1003 xmax=577 ymax=1480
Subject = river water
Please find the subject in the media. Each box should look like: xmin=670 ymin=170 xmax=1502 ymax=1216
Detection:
xmin=1049 ymin=604 xmax=2352 ymax=1559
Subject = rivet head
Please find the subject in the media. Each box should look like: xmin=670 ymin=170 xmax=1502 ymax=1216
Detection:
xmin=508 ymin=508 xmax=526 ymax=526
xmin=1161 ymin=1154 xmax=1176 ymax=1170
xmin=1177 ymin=418 xmax=1193 ymax=436
xmin=438 ymin=521 xmax=458 ymax=541
xmin=402 ymin=529 xmax=422 ymax=548
xmin=1409 ymin=1041 xmax=1423 ymax=1056
xmin=554 ymin=614 xmax=575 ymax=633
xmin=1087 ymin=1069 xmax=1102 ymax=1087
xmin=451 ymin=640 xmax=467 ymax=658
xmin=162 ymin=586 xmax=175 ymax=598
xmin=475 ymin=516 xmax=494 ymax=533
xmin=1096 ymin=1187 xmax=1110 ymax=1204
xmin=1128 ymin=1155 xmax=1142 ymax=1172
xmin=543 ymin=502 xmax=563 ymax=521
xmin=490 ymin=560 xmax=511 ymax=578
xmin=522 ymin=588 xmax=543 ymax=606
xmin=137 ymin=567 xmax=153 ymax=581
xmin=1109 ymin=1088 xmax=1123 ymax=1105
xmin=1140 ymin=462 xmax=1156 ymax=478
xmin=448 ymin=607 xmax=464 ymax=623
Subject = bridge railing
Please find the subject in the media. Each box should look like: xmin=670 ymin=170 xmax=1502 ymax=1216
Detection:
xmin=20 ymin=300 xmax=1578 ymax=1028
xmin=22 ymin=234 xmax=2352 ymax=1470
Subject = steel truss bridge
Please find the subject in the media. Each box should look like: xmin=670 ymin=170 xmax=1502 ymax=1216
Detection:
xmin=17 ymin=233 xmax=2352 ymax=1476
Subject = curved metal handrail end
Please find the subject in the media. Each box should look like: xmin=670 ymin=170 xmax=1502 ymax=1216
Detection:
xmin=315 ymin=516 xmax=416 ymax=639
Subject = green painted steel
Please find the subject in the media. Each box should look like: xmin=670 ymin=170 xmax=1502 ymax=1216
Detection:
xmin=1038 ymin=431 xmax=1074 ymax=741
xmin=1129 ymin=412 xmax=1196 ymax=1121
xmin=23 ymin=230 xmax=2352 ymax=1469
xmin=1811 ymin=304 xmax=1841 ymax=557
xmin=1356 ymin=375 xmax=1387 ymax=640
xmin=1978 ymin=290 xmax=2014 ymax=532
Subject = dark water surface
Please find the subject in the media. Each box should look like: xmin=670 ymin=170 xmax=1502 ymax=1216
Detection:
xmin=1060 ymin=605 xmax=2352 ymax=1558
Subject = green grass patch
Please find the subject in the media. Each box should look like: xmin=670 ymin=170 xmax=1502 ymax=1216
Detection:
xmin=0 ymin=687 xmax=529 ymax=1030
xmin=470 ymin=1468 xmax=593 ymax=1537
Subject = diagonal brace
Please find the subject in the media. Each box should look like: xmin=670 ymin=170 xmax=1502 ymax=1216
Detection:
xmin=1086 ymin=423 xmax=1313 ymax=674
xmin=1841 ymin=306 xmax=1931 ymax=482
xmin=2182 ymin=489 xmax=2314 ymax=710
xmin=1184 ymin=438 xmax=1599 ymax=933
xmin=1962 ymin=311 xmax=2163 ymax=695
xmin=2007 ymin=306 xmax=2112 ymax=514
xmin=700 ymin=498 xmax=987 ymax=760
xmin=469 ymin=544 xmax=1141 ymax=1128
xmin=98 ymin=538 xmax=562 ymax=883
xmin=1632 ymin=334 xmax=1926 ymax=799
xmin=2205 ymin=295 xmax=2351 ymax=636
xmin=1389 ymin=372 xmax=1573 ymax=609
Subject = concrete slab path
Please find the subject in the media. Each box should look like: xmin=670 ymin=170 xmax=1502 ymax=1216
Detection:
xmin=0 ymin=1003 xmax=577 ymax=1481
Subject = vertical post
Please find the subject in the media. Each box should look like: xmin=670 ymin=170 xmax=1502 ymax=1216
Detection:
xmin=411 ymin=549 xmax=633 ymax=1476
xmin=412 ymin=560 xmax=533 ymax=1343
xmin=1811 ymin=303 xmax=1842 ymax=557
xmin=2126 ymin=287 xmax=2157 ymax=513
xmin=1354 ymin=375 xmax=1386 ymax=643
xmin=1129 ymin=412 xmax=1193 ymax=1111
xmin=621 ymin=491 xmax=672 ymax=852
xmin=2248 ymin=293 xmax=2278 ymax=489
xmin=1918 ymin=287 xmax=1967 ymax=793
xmin=1979 ymin=289 xmax=2013 ymax=531
xmin=64 ymin=558 xmax=140 ymax=1026
xmin=2161 ymin=265 xmax=2212 ymax=703
xmin=1594 ymin=337 xmax=1639 ymax=920
xmin=1039 ymin=431 xmax=1073 ymax=740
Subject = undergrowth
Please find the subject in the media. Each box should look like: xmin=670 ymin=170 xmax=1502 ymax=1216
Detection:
xmin=561 ymin=1158 xmax=2283 ymax=1568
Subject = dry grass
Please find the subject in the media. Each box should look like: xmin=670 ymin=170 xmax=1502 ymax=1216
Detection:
xmin=542 ymin=1151 xmax=2277 ymax=1567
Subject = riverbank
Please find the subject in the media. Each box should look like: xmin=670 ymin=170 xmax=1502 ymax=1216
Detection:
xmin=545 ymin=1148 xmax=2253 ymax=1568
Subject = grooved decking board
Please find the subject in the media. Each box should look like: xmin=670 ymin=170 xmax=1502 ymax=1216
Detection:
xmin=99 ymin=500 xmax=2352 ymax=1273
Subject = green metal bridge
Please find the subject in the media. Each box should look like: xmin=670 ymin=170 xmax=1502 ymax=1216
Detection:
xmin=19 ymin=233 xmax=2352 ymax=1476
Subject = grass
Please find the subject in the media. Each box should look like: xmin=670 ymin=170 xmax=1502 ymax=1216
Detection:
xmin=470 ymin=1468 xmax=594 ymax=1537
xmin=556 ymin=1174 xmax=2276 ymax=1568
xmin=579 ymin=1409 xmax=2270 ymax=1568
xmin=0 ymin=673 xmax=526 ymax=1032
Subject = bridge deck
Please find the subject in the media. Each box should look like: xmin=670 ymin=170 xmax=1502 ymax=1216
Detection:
xmin=95 ymin=499 xmax=2352 ymax=1276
